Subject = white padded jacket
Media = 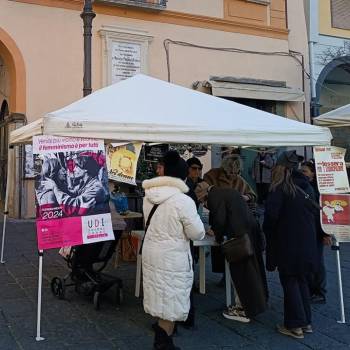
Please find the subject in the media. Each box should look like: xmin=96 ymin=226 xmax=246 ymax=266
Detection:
xmin=141 ymin=176 xmax=205 ymax=321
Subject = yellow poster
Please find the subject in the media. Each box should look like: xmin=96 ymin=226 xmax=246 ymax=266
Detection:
xmin=106 ymin=142 xmax=142 ymax=185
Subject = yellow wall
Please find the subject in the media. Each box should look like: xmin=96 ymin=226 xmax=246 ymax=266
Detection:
xmin=319 ymin=0 xmax=350 ymax=38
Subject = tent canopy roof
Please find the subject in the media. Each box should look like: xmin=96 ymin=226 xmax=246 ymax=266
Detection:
xmin=10 ymin=74 xmax=332 ymax=146
xmin=314 ymin=104 xmax=350 ymax=127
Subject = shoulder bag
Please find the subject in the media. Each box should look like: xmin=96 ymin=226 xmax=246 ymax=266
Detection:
xmin=221 ymin=233 xmax=254 ymax=264
xmin=139 ymin=204 xmax=159 ymax=255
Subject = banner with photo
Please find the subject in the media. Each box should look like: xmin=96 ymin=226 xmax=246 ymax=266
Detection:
xmin=33 ymin=136 xmax=114 ymax=250
xmin=106 ymin=142 xmax=142 ymax=185
xmin=320 ymin=194 xmax=350 ymax=242
xmin=314 ymin=146 xmax=350 ymax=194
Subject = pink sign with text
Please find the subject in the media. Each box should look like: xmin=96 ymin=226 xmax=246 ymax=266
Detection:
xmin=33 ymin=135 xmax=114 ymax=250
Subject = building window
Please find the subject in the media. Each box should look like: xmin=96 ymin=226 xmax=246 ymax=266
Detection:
xmin=331 ymin=0 xmax=350 ymax=30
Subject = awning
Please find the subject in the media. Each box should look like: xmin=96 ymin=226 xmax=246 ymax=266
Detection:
xmin=209 ymin=77 xmax=305 ymax=102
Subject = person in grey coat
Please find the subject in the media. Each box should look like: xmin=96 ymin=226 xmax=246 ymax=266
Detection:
xmin=252 ymin=148 xmax=274 ymax=205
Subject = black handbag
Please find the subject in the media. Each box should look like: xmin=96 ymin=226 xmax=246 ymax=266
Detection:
xmin=221 ymin=233 xmax=254 ymax=263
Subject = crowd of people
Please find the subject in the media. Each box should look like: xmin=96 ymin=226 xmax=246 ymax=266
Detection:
xmin=140 ymin=148 xmax=330 ymax=350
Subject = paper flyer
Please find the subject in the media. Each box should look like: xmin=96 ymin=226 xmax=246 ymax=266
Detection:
xmin=320 ymin=194 xmax=350 ymax=242
xmin=313 ymin=146 xmax=350 ymax=194
xmin=106 ymin=142 xmax=142 ymax=185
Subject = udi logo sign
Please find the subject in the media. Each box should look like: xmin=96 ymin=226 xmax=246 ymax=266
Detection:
xmin=33 ymin=135 xmax=114 ymax=250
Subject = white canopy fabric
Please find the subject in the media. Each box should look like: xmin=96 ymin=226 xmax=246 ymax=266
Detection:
xmin=314 ymin=104 xmax=350 ymax=127
xmin=10 ymin=74 xmax=332 ymax=146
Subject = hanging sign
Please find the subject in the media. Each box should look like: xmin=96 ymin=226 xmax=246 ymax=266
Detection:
xmin=144 ymin=144 xmax=169 ymax=162
xmin=313 ymin=146 xmax=350 ymax=194
xmin=106 ymin=142 xmax=142 ymax=185
xmin=320 ymin=194 xmax=350 ymax=242
xmin=33 ymin=136 xmax=114 ymax=250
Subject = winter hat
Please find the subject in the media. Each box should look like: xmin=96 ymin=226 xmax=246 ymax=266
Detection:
xmin=163 ymin=150 xmax=189 ymax=180
xmin=186 ymin=157 xmax=203 ymax=169
xmin=276 ymin=150 xmax=304 ymax=169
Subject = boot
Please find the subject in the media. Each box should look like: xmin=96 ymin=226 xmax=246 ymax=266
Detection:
xmin=153 ymin=324 xmax=181 ymax=350
xmin=177 ymin=308 xmax=195 ymax=329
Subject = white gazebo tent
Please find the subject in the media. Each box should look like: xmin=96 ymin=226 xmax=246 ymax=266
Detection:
xmin=314 ymin=103 xmax=350 ymax=127
xmin=314 ymin=104 xmax=350 ymax=323
xmin=1 ymin=74 xmax=332 ymax=340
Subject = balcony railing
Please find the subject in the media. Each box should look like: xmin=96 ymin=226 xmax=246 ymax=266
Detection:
xmin=97 ymin=0 xmax=167 ymax=10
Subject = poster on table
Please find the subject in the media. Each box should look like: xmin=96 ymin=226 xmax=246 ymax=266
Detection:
xmin=320 ymin=194 xmax=350 ymax=242
xmin=33 ymin=135 xmax=114 ymax=250
xmin=106 ymin=142 xmax=142 ymax=185
xmin=313 ymin=146 xmax=350 ymax=194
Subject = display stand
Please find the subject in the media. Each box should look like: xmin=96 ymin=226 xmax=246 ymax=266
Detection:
xmin=333 ymin=240 xmax=346 ymax=324
xmin=36 ymin=250 xmax=45 ymax=341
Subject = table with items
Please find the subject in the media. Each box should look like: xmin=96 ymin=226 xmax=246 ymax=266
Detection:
xmin=131 ymin=231 xmax=232 ymax=306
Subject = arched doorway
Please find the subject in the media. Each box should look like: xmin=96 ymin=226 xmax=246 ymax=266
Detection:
xmin=0 ymin=28 xmax=26 ymax=215
xmin=315 ymin=56 xmax=350 ymax=160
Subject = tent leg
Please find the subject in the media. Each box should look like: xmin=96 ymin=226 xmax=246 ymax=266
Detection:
xmin=1 ymin=146 xmax=14 ymax=264
xmin=36 ymin=250 xmax=45 ymax=341
xmin=0 ymin=213 xmax=7 ymax=264
xmin=334 ymin=241 xmax=346 ymax=324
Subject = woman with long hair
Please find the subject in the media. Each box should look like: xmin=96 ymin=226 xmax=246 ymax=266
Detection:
xmin=263 ymin=151 xmax=318 ymax=339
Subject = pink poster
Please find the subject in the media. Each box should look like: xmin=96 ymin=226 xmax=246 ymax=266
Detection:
xmin=33 ymin=136 xmax=114 ymax=250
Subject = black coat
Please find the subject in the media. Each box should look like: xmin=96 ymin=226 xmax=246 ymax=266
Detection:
xmin=263 ymin=171 xmax=318 ymax=275
xmin=207 ymin=187 xmax=267 ymax=317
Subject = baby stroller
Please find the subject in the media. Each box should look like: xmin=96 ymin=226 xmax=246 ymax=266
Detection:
xmin=51 ymin=230 xmax=123 ymax=310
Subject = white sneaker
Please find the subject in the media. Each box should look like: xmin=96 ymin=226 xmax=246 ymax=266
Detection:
xmin=222 ymin=306 xmax=250 ymax=323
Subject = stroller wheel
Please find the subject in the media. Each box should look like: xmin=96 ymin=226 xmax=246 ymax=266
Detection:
xmin=93 ymin=291 xmax=100 ymax=310
xmin=115 ymin=286 xmax=123 ymax=305
xmin=51 ymin=277 xmax=65 ymax=300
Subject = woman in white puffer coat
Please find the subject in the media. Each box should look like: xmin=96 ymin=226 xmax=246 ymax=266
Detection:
xmin=142 ymin=151 xmax=205 ymax=350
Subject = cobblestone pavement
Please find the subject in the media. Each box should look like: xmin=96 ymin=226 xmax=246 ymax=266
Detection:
xmin=0 ymin=216 xmax=350 ymax=350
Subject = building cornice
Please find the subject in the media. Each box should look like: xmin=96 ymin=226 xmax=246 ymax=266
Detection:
xmin=12 ymin=0 xmax=289 ymax=40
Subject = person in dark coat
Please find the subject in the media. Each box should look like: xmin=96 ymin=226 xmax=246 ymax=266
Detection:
xmin=185 ymin=157 xmax=204 ymax=209
xmin=195 ymin=182 xmax=267 ymax=322
xmin=204 ymin=155 xmax=257 ymax=278
xmin=263 ymin=150 xmax=318 ymax=339
xmin=178 ymin=157 xmax=204 ymax=329
xmin=301 ymin=160 xmax=331 ymax=304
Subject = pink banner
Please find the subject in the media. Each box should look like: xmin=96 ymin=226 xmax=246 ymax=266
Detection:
xmin=33 ymin=136 xmax=114 ymax=250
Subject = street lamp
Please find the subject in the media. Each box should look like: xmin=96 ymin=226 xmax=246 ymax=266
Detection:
xmin=81 ymin=0 xmax=96 ymax=97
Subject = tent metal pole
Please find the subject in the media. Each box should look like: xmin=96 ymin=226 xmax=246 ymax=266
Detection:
xmin=36 ymin=250 xmax=45 ymax=341
xmin=1 ymin=146 xmax=14 ymax=264
xmin=334 ymin=241 xmax=346 ymax=324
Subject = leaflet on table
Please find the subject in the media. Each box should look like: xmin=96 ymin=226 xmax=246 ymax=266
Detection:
xmin=33 ymin=135 xmax=114 ymax=250
xmin=106 ymin=142 xmax=142 ymax=185
xmin=314 ymin=146 xmax=350 ymax=194
xmin=320 ymin=194 xmax=350 ymax=242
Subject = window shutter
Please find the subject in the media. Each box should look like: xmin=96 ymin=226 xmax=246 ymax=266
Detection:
xmin=331 ymin=0 xmax=350 ymax=30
